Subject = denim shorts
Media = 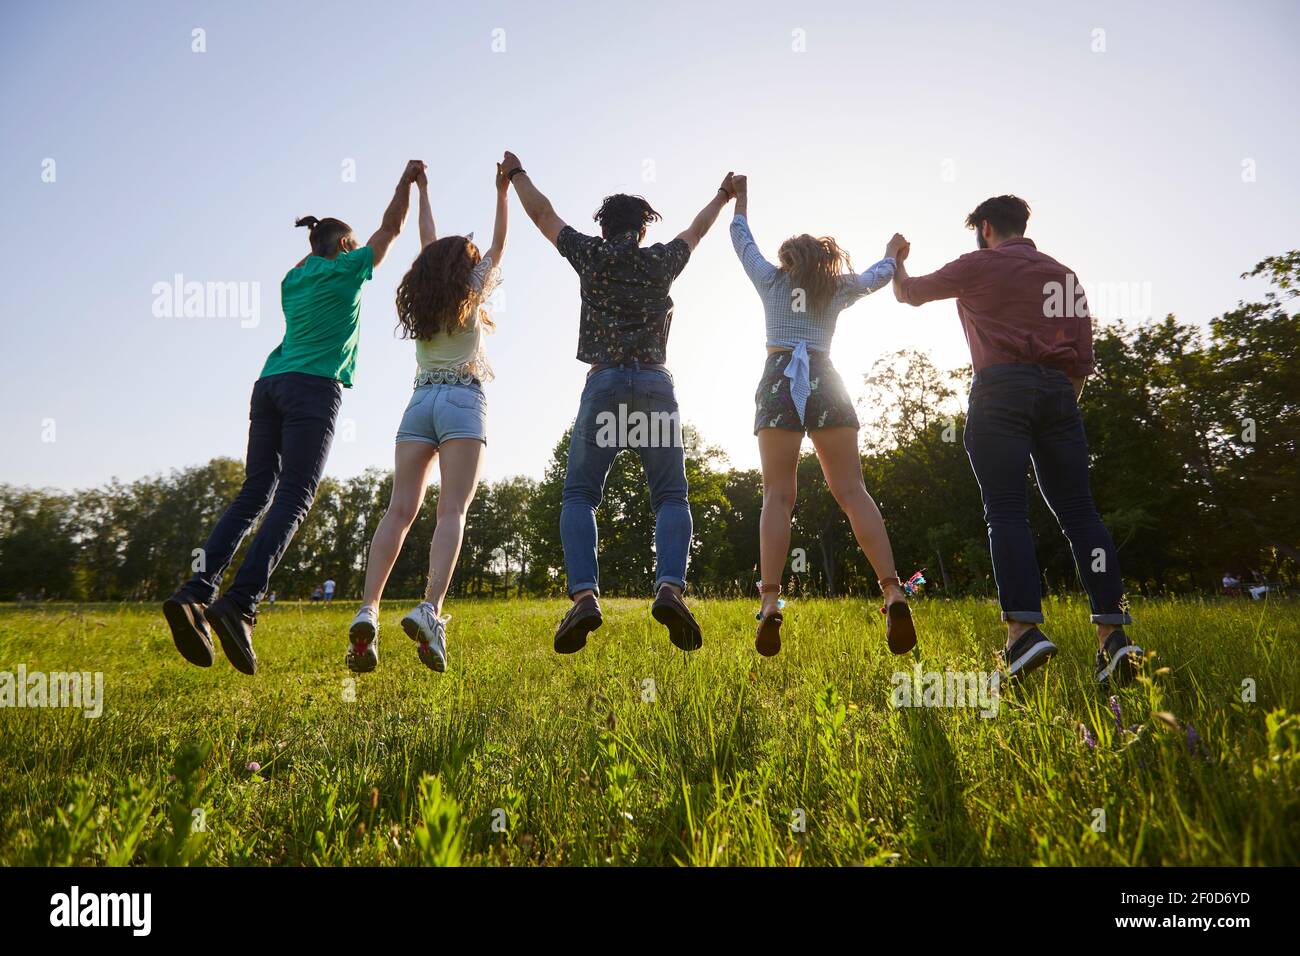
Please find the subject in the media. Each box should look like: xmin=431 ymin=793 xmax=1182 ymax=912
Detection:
xmin=395 ymin=382 xmax=487 ymax=446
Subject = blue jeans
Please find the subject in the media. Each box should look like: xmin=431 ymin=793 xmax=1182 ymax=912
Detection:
xmin=963 ymin=363 xmax=1130 ymax=626
xmin=184 ymin=372 xmax=341 ymax=612
xmin=560 ymin=364 xmax=691 ymax=596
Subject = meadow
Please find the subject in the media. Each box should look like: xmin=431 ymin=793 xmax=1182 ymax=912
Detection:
xmin=0 ymin=596 xmax=1296 ymax=866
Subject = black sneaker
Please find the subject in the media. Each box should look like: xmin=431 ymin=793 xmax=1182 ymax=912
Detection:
xmin=1095 ymin=629 xmax=1142 ymax=686
xmin=1001 ymin=627 xmax=1058 ymax=681
xmin=554 ymin=594 xmax=602 ymax=654
xmin=204 ymin=595 xmax=258 ymax=675
xmin=162 ymin=589 xmax=214 ymax=667
xmin=651 ymin=585 xmax=703 ymax=652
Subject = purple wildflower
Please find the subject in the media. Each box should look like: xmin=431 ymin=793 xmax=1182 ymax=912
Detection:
xmin=1082 ymin=724 xmax=1097 ymax=750
xmin=1108 ymin=695 xmax=1123 ymax=732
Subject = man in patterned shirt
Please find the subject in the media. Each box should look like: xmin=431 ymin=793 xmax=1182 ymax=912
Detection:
xmin=502 ymin=150 xmax=735 ymax=654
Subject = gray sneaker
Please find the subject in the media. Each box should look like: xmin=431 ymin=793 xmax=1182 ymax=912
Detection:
xmin=401 ymin=602 xmax=448 ymax=672
xmin=346 ymin=605 xmax=380 ymax=673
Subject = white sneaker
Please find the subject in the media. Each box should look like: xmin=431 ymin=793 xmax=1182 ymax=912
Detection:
xmin=401 ymin=602 xmax=448 ymax=672
xmin=346 ymin=605 xmax=380 ymax=673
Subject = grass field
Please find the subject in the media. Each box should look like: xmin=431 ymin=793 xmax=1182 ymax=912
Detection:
xmin=1 ymin=596 xmax=1297 ymax=866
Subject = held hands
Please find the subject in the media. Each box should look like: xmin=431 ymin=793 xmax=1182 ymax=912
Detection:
xmin=718 ymin=171 xmax=739 ymax=200
xmin=501 ymin=150 xmax=523 ymax=180
xmin=886 ymin=232 xmax=909 ymax=262
xmin=496 ymin=162 xmax=509 ymax=194
xmin=729 ymin=173 xmax=747 ymax=199
xmin=403 ymin=160 xmax=427 ymax=188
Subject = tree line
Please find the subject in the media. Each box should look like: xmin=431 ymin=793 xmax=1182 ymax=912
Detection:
xmin=2 ymin=253 xmax=1295 ymax=603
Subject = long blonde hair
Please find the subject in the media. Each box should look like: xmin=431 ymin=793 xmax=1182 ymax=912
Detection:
xmin=778 ymin=235 xmax=853 ymax=313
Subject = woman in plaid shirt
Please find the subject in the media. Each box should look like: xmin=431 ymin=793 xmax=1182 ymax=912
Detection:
xmin=729 ymin=174 xmax=916 ymax=658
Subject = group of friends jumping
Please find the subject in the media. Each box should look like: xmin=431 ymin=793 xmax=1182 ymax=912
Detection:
xmin=161 ymin=152 xmax=1144 ymax=689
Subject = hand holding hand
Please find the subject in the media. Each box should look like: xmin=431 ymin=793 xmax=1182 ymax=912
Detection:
xmin=886 ymin=232 xmax=909 ymax=261
xmin=502 ymin=151 xmax=523 ymax=176
xmin=403 ymin=160 xmax=427 ymax=187
xmin=496 ymin=162 xmax=509 ymax=193
xmin=719 ymin=171 xmax=737 ymax=199
xmin=730 ymin=173 xmax=748 ymax=198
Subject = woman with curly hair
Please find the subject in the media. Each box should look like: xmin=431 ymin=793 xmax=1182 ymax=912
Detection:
xmin=346 ymin=162 xmax=509 ymax=675
xmin=729 ymin=174 xmax=916 ymax=658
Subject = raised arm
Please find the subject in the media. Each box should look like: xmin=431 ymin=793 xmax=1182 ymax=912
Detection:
xmin=366 ymin=160 xmax=423 ymax=268
xmin=502 ymin=150 xmax=566 ymax=247
xmin=727 ymin=175 xmax=779 ymax=286
xmin=675 ymin=172 xmax=735 ymax=252
xmin=415 ymin=165 xmax=436 ymax=249
xmin=840 ymin=233 xmax=904 ymax=301
xmin=486 ymin=162 xmax=509 ymax=266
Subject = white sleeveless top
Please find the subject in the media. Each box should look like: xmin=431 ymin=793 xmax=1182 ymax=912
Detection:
xmin=413 ymin=255 xmax=500 ymax=384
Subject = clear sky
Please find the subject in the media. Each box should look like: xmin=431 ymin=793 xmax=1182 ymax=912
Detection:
xmin=3 ymin=0 xmax=1297 ymax=491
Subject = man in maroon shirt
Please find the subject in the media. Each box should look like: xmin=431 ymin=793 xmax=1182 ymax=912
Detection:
xmin=893 ymin=195 xmax=1142 ymax=686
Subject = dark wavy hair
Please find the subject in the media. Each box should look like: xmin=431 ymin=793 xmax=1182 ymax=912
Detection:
xmin=778 ymin=235 xmax=854 ymax=313
xmin=295 ymin=215 xmax=353 ymax=257
xmin=394 ymin=236 xmax=493 ymax=340
xmin=593 ymin=194 xmax=661 ymax=239
xmin=965 ymin=195 xmax=1031 ymax=238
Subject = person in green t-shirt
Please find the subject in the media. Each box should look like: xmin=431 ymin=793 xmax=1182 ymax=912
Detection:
xmin=162 ymin=160 xmax=426 ymax=677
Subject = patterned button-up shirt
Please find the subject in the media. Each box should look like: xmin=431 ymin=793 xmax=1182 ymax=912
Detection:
xmin=557 ymin=226 xmax=691 ymax=365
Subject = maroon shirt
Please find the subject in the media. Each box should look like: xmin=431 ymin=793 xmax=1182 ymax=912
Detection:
xmin=896 ymin=237 xmax=1094 ymax=378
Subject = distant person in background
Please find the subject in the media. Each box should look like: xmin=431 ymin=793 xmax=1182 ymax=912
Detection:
xmin=1222 ymin=572 xmax=1241 ymax=596
xmin=311 ymin=585 xmax=324 ymax=602
xmin=894 ymin=195 xmax=1142 ymax=686
xmin=347 ymin=160 xmax=510 ymax=676
xmin=162 ymin=160 xmax=425 ymax=676
xmin=728 ymin=174 xmax=916 ymax=658
xmin=322 ymin=579 xmax=336 ymax=603
xmin=504 ymin=149 xmax=733 ymax=655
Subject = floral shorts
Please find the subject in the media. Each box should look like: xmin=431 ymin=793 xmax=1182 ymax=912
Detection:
xmin=753 ymin=350 xmax=859 ymax=434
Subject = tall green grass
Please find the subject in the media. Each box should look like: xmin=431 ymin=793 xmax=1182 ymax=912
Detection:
xmin=0 ymin=597 xmax=1295 ymax=865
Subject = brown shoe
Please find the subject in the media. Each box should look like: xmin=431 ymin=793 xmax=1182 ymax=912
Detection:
xmin=754 ymin=580 xmax=783 ymax=656
xmin=883 ymin=601 xmax=917 ymax=654
xmin=755 ymin=610 xmax=783 ymax=657
xmin=878 ymin=576 xmax=917 ymax=655
xmin=554 ymin=593 xmax=602 ymax=654
xmin=651 ymin=585 xmax=702 ymax=651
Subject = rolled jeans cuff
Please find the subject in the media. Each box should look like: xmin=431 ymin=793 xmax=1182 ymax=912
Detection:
xmin=1091 ymin=611 xmax=1132 ymax=626
xmin=567 ymin=582 xmax=599 ymax=599
xmin=654 ymin=576 xmax=686 ymax=593
xmin=1001 ymin=610 xmax=1045 ymax=624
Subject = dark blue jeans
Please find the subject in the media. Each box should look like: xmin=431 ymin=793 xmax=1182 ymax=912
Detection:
xmin=560 ymin=364 xmax=692 ymax=596
xmin=184 ymin=372 xmax=341 ymax=612
xmin=963 ymin=363 xmax=1130 ymax=626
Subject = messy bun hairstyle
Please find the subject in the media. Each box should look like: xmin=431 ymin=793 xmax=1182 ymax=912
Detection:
xmin=295 ymin=215 xmax=353 ymax=258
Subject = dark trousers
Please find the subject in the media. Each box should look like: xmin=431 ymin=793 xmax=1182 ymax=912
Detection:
xmin=184 ymin=372 xmax=341 ymax=612
xmin=963 ymin=363 xmax=1130 ymax=626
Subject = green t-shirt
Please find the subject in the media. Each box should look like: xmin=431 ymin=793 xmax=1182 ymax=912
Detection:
xmin=260 ymin=245 xmax=375 ymax=387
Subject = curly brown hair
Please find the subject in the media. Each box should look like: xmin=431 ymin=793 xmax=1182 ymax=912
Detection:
xmin=777 ymin=235 xmax=854 ymax=313
xmin=394 ymin=236 xmax=494 ymax=339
